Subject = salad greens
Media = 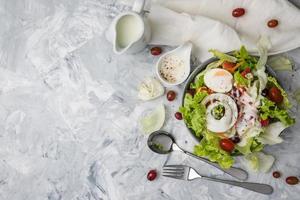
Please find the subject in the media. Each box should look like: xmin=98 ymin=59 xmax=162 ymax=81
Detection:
xmin=234 ymin=71 xmax=250 ymax=86
xmin=190 ymin=75 xmax=204 ymax=89
xmin=180 ymin=42 xmax=295 ymax=171
xmin=233 ymin=46 xmax=258 ymax=70
xmin=194 ymin=131 xmax=234 ymax=169
xmin=259 ymin=97 xmax=295 ymax=126
xmin=241 ymin=152 xmax=275 ymax=173
xmin=209 ymin=49 xmax=237 ymax=63
xmin=257 ymin=122 xmax=286 ymax=145
xmin=180 ymin=92 xmax=207 ymax=137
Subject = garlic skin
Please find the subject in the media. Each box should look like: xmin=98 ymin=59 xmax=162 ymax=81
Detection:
xmin=138 ymin=78 xmax=164 ymax=101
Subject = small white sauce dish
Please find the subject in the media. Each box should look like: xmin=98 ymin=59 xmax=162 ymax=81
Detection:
xmin=155 ymin=42 xmax=192 ymax=86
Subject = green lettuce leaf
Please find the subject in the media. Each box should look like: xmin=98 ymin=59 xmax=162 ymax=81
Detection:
xmin=256 ymin=36 xmax=271 ymax=70
xmin=209 ymin=49 xmax=237 ymax=63
xmin=242 ymin=152 xmax=275 ymax=173
xmin=255 ymin=37 xmax=271 ymax=94
xmin=257 ymin=122 xmax=286 ymax=145
xmin=234 ymin=71 xmax=250 ymax=86
xmin=235 ymin=137 xmax=264 ymax=155
xmin=233 ymin=46 xmax=258 ymax=70
xmin=250 ymin=138 xmax=264 ymax=152
xmin=245 ymin=153 xmax=259 ymax=171
xmin=267 ymin=56 xmax=293 ymax=72
xmin=190 ymin=75 xmax=204 ymax=89
xmin=259 ymin=97 xmax=295 ymax=126
xmin=235 ymin=138 xmax=253 ymax=155
xmin=197 ymin=60 xmax=223 ymax=78
xmin=256 ymin=68 xmax=268 ymax=94
xmin=194 ymin=131 xmax=234 ymax=169
xmin=180 ymin=92 xmax=208 ymax=137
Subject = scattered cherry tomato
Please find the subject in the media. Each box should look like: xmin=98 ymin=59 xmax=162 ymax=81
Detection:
xmin=268 ymin=19 xmax=279 ymax=28
xmin=175 ymin=112 xmax=183 ymax=120
xmin=241 ymin=67 xmax=251 ymax=78
xmin=150 ymin=47 xmax=162 ymax=56
xmin=232 ymin=8 xmax=245 ymax=17
xmin=260 ymin=118 xmax=270 ymax=127
xmin=268 ymin=86 xmax=283 ymax=103
xmin=272 ymin=171 xmax=281 ymax=178
xmin=166 ymin=90 xmax=176 ymax=101
xmin=286 ymin=176 xmax=299 ymax=185
xmin=219 ymin=139 xmax=235 ymax=152
xmin=147 ymin=169 xmax=157 ymax=181
xmin=222 ymin=61 xmax=238 ymax=73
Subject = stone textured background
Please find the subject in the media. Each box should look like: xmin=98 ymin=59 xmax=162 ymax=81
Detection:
xmin=0 ymin=0 xmax=299 ymax=199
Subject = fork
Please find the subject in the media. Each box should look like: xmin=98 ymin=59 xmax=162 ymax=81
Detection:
xmin=163 ymin=165 xmax=273 ymax=195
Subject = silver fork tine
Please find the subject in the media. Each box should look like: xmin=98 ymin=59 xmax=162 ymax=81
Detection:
xmin=162 ymin=165 xmax=188 ymax=180
xmin=162 ymin=168 xmax=184 ymax=174
xmin=163 ymin=165 xmax=185 ymax=170
xmin=163 ymin=165 xmax=185 ymax=168
xmin=163 ymin=174 xmax=184 ymax=180
xmin=163 ymin=170 xmax=184 ymax=176
xmin=162 ymin=171 xmax=185 ymax=176
xmin=162 ymin=167 xmax=185 ymax=172
xmin=162 ymin=170 xmax=185 ymax=174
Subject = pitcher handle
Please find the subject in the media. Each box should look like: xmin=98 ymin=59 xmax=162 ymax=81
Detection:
xmin=132 ymin=0 xmax=146 ymax=14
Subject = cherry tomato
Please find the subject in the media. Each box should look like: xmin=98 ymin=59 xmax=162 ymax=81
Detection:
xmin=222 ymin=61 xmax=237 ymax=73
xmin=272 ymin=171 xmax=281 ymax=178
xmin=219 ymin=139 xmax=235 ymax=152
xmin=241 ymin=67 xmax=251 ymax=77
xmin=174 ymin=112 xmax=183 ymax=120
xmin=150 ymin=47 xmax=162 ymax=56
xmin=232 ymin=8 xmax=245 ymax=17
xmin=268 ymin=19 xmax=279 ymax=28
xmin=286 ymin=176 xmax=299 ymax=185
xmin=147 ymin=170 xmax=157 ymax=181
xmin=166 ymin=90 xmax=176 ymax=101
xmin=260 ymin=118 xmax=270 ymax=127
xmin=268 ymin=86 xmax=283 ymax=103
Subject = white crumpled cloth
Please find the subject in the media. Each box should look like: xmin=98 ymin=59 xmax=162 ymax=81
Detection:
xmin=148 ymin=0 xmax=300 ymax=60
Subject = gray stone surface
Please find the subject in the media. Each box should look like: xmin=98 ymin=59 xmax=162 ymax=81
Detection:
xmin=0 ymin=0 xmax=299 ymax=199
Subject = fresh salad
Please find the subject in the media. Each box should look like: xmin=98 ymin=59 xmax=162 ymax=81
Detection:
xmin=180 ymin=41 xmax=295 ymax=171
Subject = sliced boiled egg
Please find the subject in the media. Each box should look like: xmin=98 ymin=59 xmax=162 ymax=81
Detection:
xmin=204 ymin=68 xmax=233 ymax=93
xmin=202 ymin=93 xmax=238 ymax=133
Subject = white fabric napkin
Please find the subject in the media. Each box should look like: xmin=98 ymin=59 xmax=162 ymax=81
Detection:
xmin=148 ymin=0 xmax=300 ymax=60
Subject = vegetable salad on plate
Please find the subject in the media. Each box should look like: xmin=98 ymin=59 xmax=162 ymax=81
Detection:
xmin=180 ymin=41 xmax=295 ymax=171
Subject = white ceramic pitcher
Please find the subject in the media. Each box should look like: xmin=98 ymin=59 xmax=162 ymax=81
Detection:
xmin=107 ymin=0 xmax=151 ymax=55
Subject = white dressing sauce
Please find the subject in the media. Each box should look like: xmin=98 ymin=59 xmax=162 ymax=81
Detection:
xmin=159 ymin=55 xmax=185 ymax=83
xmin=116 ymin=15 xmax=143 ymax=48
